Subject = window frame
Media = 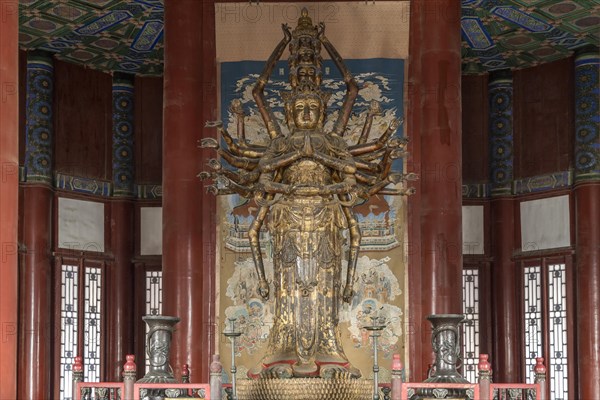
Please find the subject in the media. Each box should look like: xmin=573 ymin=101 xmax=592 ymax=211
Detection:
xmin=133 ymin=258 xmax=162 ymax=380
xmin=53 ymin=252 xmax=110 ymax=400
xmin=516 ymin=252 xmax=576 ymax=399
xmin=461 ymin=259 xmax=492 ymax=382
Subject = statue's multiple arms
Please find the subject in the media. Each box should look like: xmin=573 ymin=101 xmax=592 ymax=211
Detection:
xmin=319 ymin=24 xmax=358 ymax=137
xmin=252 ymin=25 xmax=292 ymax=139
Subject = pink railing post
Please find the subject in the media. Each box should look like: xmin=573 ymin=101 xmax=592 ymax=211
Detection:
xmin=534 ymin=357 xmax=547 ymax=400
xmin=72 ymin=356 xmax=84 ymax=400
xmin=478 ymin=353 xmax=492 ymax=400
xmin=210 ymin=354 xmax=223 ymax=400
xmin=182 ymin=364 xmax=190 ymax=383
xmin=391 ymin=353 xmax=403 ymax=400
xmin=122 ymin=354 xmax=137 ymax=400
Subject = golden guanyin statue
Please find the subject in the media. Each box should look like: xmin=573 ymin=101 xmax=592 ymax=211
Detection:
xmin=200 ymin=8 xmax=414 ymax=382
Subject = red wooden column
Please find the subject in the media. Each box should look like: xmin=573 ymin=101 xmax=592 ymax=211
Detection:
xmin=407 ymin=0 xmax=463 ymax=380
xmin=162 ymin=0 xmax=217 ymax=382
xmin=106 ymin=199 xmax=134 ymax=380
xmin=19 ymin=51 xmax=55 ymax=399
xmin=19 ymin=186 xmax=53 ymax=398
xmin=0 ymin=1 xmax=19 ymax=398
xmin=490 ymin=197 xmax=518 ymax=381
xmin=488 ymin=72 xmax=519 ymax=382
xmin=575 ymin=183 xmax=600 ymax=397
xmin=105 ymin=74 xmax=136 ymax=381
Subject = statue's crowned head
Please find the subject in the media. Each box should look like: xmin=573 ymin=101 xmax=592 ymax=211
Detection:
xmin=285 ymin=8 xmax=330 ymax=130
xmin=283 ymin=79 xmax=330 ymax=130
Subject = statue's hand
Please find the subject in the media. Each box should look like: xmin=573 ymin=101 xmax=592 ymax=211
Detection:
xmin=388 ymin=136 xmax=409 ymax=149
xmin=206 ymin=185 xmax=219 ymax=195
xmin=388 ymin=173 xmax=404 ymax=185
xmin=317 ymin=22 xmax=326 ymax=40
xmin=199 ymin=137 xmax=219 ymax=149
xmin=389 ymin=118 xmax=401 ymax=132
xmin=342 ymin=284 xmax=355 ymax=304
xmin=258 ymin=279 xmax=270 ymax=300
xmin=208 ymin=159 xmax=222 ymax=171
xmin=197 ymin=171 xmax=212 ymax=181
xmin=389 ymin=149 xmax=407 ymax=160
xmin=302 ymin=133 xmax=314 ymax=156
xmin=205 ymin=120 xmax=223 ymax=128
xmin=282 ymin=23 xmax=292 ymax=42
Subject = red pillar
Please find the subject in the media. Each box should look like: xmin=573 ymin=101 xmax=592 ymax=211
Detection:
xmin=106 ymin=200 xmax=134 ymax=380
xmin=490 ymin=197 xmax=519 ymax=381
xmin=162 ymin=0 xmax=216 ymax=382
xmin=406 ymin=0 xmax=424 ymax=381
xmin=408 ymin=0 xmax=463 ymax=380
xmin=19 ymin=186 xmax=53 ymax=398
xmin=0 ymin=2 xmax=20 ymax=398
xmin=575 ymin=183 xmax=600 ymax=397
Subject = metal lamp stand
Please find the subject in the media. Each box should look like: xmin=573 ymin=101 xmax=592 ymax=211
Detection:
xmin=223 ymin=318 xmax=242 ymax=400
xmin=364 ymin=315 xmax=387 ymax=400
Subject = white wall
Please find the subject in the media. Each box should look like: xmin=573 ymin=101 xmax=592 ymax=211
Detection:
xmin=520 ymin=195 xmax=570 ymax=252
xmin=462 ymin=205 xmax=484 ymax=255
xmin=140 ymin=207 xmax=162 ymax=255
xmin=58 ymin=197 xmax=105 ymax=252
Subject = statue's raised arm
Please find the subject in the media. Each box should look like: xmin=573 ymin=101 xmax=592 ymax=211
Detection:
xmin=318 ymin=22 xmax=359 ymax=137
xmin=252 ymin=24 xmax=292 ymax=140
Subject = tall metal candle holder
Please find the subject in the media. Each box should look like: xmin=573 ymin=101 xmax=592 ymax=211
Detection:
xmin=364 ymin=315 xmax=388 ymax=400
xmin=223 ymin=318 xmax=242 ymax=400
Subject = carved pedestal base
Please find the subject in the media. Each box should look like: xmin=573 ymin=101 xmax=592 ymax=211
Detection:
xmin=237 ymin=378 xmax=372 ymax=400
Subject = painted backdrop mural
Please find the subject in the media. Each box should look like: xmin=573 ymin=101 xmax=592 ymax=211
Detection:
xmin=217 ymin=57 xmax=407 ymax=381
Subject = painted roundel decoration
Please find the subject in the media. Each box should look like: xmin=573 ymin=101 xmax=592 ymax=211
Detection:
xmin=574 ymin=54 xmax=600 ymax=181
xmin=112 ymin=79 xmax=135 ymax=196
xmin=491 ymin=90 xmax=511 ymax=112
xmin=489 ymin=78 xmax=514 ymax=193
xmin=25 ymin=56 xmax=55 ymax=182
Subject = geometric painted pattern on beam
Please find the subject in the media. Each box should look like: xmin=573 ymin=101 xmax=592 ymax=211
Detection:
xmin=513 ymin=170 xmax=573 ymax=195
xmin=136 ymin=184 xmax=163 ymax=199
xmin=461 ymin=0 xmax=599 ymax=74
xmin=462 ymin=183 xmax=490 ymax=199
xmin=55 ymin=172 xmax=112 ymax=197
xmin=464 ymin=170 xmax=574 ymax=198
xmin=54 ymin=172 xmax=162 ymax=199
xmin=20 ymin=0 xmax=163 ymax=76
xmin=19 ymin=0 xmax=600 ymax=76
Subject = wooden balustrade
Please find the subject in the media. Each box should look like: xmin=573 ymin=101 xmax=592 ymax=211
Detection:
xmin=76 ymin=382 xmax=124 ymax=400
xmin=133 ymin=383 xmax=210 ymax=400
xmin=72 ymin=353 xmax=547 ymax=400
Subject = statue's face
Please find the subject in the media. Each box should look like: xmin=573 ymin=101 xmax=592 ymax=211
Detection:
xmin=298 ymin=66 xmax=316 ymax=79
xmin=292 ymin=96 xmax=322 ymax=129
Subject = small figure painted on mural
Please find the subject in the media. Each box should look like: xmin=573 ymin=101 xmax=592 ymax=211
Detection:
xmin=200 ymin=8 xmax=415 ymax=379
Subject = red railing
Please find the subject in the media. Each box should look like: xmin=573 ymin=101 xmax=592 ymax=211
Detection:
xmin=72 ymin=353 xmax=546 ymax=400
xmin=75 ymin=382 xmax=124 ymax=400
xmin=490 ymin=383 xmax=540 ymax=400
xmin=400 ymin=383 xmax=480 ymax=400
xmin=73 ymin=355 xmax=210 ymax=400
xmin=133 ymin=383 xmax=210 ymax=400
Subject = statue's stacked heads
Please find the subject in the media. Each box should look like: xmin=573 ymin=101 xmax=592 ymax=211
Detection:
xmin=288 ymin=8 xmax=323 ymax=91
xmin=284 ymin=7 xmax=330 ymax=124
